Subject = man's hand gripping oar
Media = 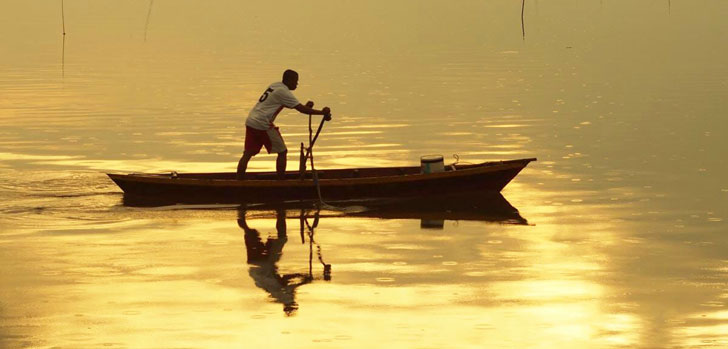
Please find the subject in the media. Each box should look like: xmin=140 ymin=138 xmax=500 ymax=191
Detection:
xmin=298 ymin=101 xmax=332 ymax=207
xmin=299 ymin=102 xmax=331 ymax=176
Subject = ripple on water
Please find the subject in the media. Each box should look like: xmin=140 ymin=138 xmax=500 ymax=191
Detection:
xmin=0 ymin=170 xmax=128 ymax=231
xmin=136 ymin=266 xmax=198 ymax=276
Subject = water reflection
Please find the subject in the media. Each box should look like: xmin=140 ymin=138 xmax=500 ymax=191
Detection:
xmin=237 ymin=206 xmax=331 ymax=316
xmin=232 ymin=194 xmax=526 ymax=315
xmin=353 ymin=193 xmax=527 ymax=225
xmin=123 ymin=191 xmax=528 ymax=226
xmin=61 ymin=35 xmax=65 ymax=79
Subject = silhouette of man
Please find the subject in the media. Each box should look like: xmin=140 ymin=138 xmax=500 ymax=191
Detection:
xmin=237 ymin=69 xmax=332 ymax=180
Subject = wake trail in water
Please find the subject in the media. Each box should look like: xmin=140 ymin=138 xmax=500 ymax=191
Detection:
xmin=0 ymin=169 xmax=122 ymax=220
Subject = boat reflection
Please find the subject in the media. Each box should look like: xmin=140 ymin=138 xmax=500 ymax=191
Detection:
xmin=349 ymin=192 xmax=528 ymax=226
xmin=123 ymin=192 xmax=527 ymax=225
xmin=237 ymin=206 xmax=331 ymax=316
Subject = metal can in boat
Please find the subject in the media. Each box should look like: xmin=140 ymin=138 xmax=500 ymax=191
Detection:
xmin=420 ymin=155 xmax=445 ymax=174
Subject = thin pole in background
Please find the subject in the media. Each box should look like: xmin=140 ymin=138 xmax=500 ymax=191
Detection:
xmin=144 ymin=0 xmax=154 ymax=42
xmin=61 ymin=0 xmax=66 ymax=35
xmin=61 ymin=0 xmax=66 ymax=78
xmin=521 ymin=0 xmax=526 ymax=39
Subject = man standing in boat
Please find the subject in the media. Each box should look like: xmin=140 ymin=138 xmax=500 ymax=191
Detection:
xmin=237 ymin=69 xmax=332 ymax=180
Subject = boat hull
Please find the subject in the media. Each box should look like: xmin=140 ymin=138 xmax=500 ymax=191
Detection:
xmin=108 ymin=158 xmax=535 ymax=204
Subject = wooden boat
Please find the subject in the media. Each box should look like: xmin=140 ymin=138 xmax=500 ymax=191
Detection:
xmin=107 ymin=158 xmax=536 ymax=204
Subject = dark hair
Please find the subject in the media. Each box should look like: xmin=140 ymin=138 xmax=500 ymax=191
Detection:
xmin=282 ymin=69 xmax=298 ymax=82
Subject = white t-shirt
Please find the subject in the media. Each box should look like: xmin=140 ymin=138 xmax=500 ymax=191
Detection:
xmin=245 ymin=81 xmax=301 ymax=130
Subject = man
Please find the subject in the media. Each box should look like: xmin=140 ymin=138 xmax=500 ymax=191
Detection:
xmin=237 ymin=69 xmax=331 ymax=180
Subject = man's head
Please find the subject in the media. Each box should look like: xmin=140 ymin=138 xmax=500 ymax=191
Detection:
xmin=282 ymin=69 xmax=299 ymax=90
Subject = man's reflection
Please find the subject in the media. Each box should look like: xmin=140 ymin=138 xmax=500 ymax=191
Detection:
xmin=237 ymin=207 xmax=313 ymax=316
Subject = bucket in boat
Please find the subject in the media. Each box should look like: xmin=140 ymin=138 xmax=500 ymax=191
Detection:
xmin=420 ymin=155 xmax=445 ymax=174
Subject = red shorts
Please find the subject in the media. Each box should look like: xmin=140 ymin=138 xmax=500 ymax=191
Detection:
xmin=244 ymin=126 xmax=286 ymax=155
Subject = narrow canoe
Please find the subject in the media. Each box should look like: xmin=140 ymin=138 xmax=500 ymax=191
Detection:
xmin=107 ymin=158 xmax=536 ymax=204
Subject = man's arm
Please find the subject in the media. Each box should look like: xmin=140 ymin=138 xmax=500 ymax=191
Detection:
xmin=294 ymin=102 xmax=331 ymax=117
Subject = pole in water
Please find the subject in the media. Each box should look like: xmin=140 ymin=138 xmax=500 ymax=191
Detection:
xmin=521 ymin=0 xmax=526 ymax=39
xmin=61 ymin=0 xmax=66 ymax=35
xmin=144 ymin=0 xmax=154 ymax=42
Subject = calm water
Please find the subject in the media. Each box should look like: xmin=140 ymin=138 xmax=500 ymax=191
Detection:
xmin=1 ymin=0 xmax=727 ymax=347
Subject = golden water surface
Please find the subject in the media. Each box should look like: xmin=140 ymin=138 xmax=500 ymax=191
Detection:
xmin=1 ymin=0 xmax=727 ymax=348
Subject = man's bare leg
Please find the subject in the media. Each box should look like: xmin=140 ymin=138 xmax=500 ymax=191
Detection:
xmin=237 ymin=152 xmax=253 ymax=179
xmin=276 ymin=150 xmax=288 ymax=180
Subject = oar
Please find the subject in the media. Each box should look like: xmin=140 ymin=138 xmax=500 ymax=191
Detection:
xmin=302 ymin=114 xmax=367 ymax=213
xmin=299 ymin=114 xmax=326 ymax=177
xmin=306 ymin=114 xmax=328 ymax=205
xmin=304 ymin=115 xmax=327 ymax=160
